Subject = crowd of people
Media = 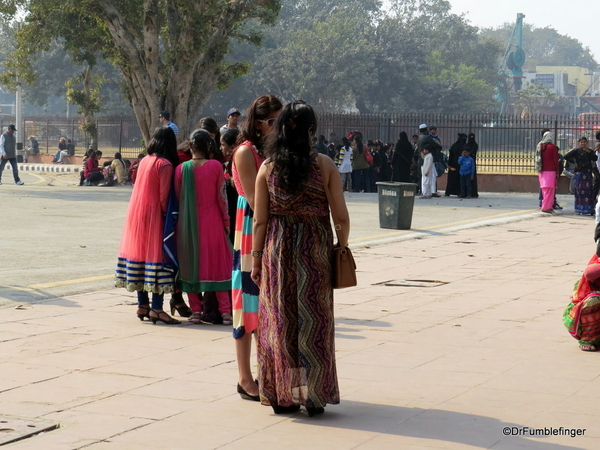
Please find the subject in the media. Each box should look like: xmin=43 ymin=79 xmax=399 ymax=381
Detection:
xmin=114 ymin=96 xmax=350 ymax=417
xmin=317 ymin=124 xmax=480 ymax=199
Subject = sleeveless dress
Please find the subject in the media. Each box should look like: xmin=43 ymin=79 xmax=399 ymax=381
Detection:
xmin=174 ymin=159 xmax=232 ymax=292
xmin=231 ymin=140 xmax=264 ymax=338
xmin=257 ymin=154 xmax=340 ymax=409
xmin=115 ymin=155 xmax=176 ymax=294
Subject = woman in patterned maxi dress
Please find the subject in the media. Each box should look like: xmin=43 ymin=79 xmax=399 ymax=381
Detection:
xmin=251 ymin=101 xmax=350 ymax=416
xmin=231 ymin=95 xmax=283 ymax=401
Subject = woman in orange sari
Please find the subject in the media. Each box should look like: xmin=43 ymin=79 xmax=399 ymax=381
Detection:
xmin=563 ymin=252 xmax=600 ymax=351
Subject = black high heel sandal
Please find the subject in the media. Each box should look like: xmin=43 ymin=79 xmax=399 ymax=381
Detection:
xmin=170 ymin=294 xmax=192 ymax=317
xmin=137 ymin=305 xmax=150 ymax=321
xmin=272 ymin=405 xmax=301 ymax=414
xmin=306 ymin=406 xmax=325 ymax=417
xmin=149 ymin=309 xmax=181 ymax=325
xmin=237 ymin=383 xmax=260 ymax=401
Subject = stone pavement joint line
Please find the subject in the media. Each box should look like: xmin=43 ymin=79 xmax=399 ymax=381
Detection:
xmin=1 ymin=213 xmax=599 ymax=449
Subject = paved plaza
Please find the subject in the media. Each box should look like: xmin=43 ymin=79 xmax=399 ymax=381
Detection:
xmin=1 ymin=166 xmax=599 ymax=449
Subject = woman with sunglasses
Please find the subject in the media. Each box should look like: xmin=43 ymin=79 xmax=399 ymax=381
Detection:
xmin=231 ymin=95 xmax=283 ymax=401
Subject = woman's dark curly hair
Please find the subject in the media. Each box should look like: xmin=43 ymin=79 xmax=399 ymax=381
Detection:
xmin=189 ymin=128 xmax=217 ymax=160
xmin=146 ymin=126 xmax=179 ymax=168
xmin=265 ymin=100 xmax=317 ymax=195
xmin=237 ymin=95 xmax=283 ymax=156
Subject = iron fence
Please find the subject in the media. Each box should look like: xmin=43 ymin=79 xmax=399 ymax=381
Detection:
xmin=0 ymin=115 xmax=144 ymax=159
xmin=2 ymin=113 xmax=598 ymax=173
xmin=317 ymin=113 xmax=599 ymax=174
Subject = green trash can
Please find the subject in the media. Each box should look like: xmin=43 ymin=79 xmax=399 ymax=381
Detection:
xmin=376 ymin=182 xmax=418 ymax=229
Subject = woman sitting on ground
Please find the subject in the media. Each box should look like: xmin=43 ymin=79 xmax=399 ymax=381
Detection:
xmin=84 ymin=151 xmax=104 ymax=185
xmin=564 ymin=245 xmax=600 ymax=351
xmin=111 ymin=152 xmax=128 ymax=186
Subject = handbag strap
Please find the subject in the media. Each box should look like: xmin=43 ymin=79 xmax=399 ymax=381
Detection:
xmin=316 ymin=154 xmax=342 ymax=244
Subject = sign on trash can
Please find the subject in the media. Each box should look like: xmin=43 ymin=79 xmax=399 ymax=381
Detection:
xmin=376 ymin=182 xmax=418 ymax=229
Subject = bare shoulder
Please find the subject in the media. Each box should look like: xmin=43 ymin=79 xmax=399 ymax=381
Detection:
xmin=317 ymin=153 xmax=336 ymax=173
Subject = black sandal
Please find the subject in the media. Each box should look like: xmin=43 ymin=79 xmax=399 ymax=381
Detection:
xmin=170 ymin=294 xmax=192 ymax=317
xmin=306 ymin=406 xmax=325 ymax=417
xmin=137 ymin=305 xmax=150 ymax=321
xmin=272 ymin=405 xmax=301 ymax=414
xmin=149 ymin=310 xmax=181 ymax=325
xmin=237 ymin=383 xmax=260 ymax=402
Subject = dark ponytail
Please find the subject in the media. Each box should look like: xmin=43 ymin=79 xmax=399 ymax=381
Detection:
xmin=189 ymin=129 xmax=216 ymax=160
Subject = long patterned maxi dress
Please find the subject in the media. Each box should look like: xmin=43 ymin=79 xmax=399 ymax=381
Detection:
xmin=257 ymin=155 xmax=340 ymax=409
xmin=231 ymin=141 xmax=264 ymax=338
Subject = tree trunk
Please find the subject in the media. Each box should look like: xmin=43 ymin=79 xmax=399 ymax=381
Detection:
xmin=94 ymin=0 xmax=279 ymax=146
xmin=81 ymin=65 xmax=98 ymax=150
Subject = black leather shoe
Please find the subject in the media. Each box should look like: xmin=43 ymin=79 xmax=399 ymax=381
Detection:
xmin=237 ymin=383 xmax=259 ymax=401
xmin=272 ymin=405 xmax=301 ymax=414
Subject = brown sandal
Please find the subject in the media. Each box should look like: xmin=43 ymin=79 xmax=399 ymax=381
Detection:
xmin=579 ymin=343 xmax=597 ymax=352
xmin=222 ymin=313 xmax=233 ymax=326
xmin=189 ymin=312 xmax=202 ymax=324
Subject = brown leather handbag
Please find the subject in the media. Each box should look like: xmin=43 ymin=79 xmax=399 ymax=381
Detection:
xmin=319 ymin=156 xmax=357 ymax=289
xmin=332 ymin=244 xmax=357 ymax=289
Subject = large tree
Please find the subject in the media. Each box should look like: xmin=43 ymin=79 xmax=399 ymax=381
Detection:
xmin=1 ymin=0 xmax=280 ymax=143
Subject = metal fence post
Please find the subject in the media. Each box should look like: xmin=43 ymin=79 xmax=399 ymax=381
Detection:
xmin=46 ymin=119 xmax=49 ymax=154
xmin=119 ymin=118 xmax=123 ymax=152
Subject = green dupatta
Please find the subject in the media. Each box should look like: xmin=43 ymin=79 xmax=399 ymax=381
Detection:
xmin=177 ymin=160 xmax=200 ymax=292
xmin=177 ymin=160 xmax=232 ymax=293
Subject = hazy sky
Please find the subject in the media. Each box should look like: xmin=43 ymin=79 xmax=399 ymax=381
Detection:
xmin=449 ymin=0 xmax=599 ymax=63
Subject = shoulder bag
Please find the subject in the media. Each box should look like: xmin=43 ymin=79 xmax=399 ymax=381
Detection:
xmin=318 ymin=155 xmax=357 ymax=289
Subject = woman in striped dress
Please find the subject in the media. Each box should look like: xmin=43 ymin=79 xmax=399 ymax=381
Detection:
xmin=231 ymin=95 xmax=282 ymax=401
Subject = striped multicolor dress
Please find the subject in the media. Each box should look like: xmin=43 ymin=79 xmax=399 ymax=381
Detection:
xmin=231 ymin=141 xmax=264 ymax=338
xmin=257 ymin=154 xmax=340 ymax=409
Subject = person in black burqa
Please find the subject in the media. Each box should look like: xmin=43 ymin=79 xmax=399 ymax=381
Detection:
xmin=445 ymin=133 xmax=467 ymax=196
xmin=391 ymin=131 xmax=414 ymax=182
xmin=464 ymin=133 xmax=479 ymax=198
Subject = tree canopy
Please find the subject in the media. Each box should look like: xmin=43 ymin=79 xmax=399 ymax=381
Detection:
xmin=206 ymin=0 xmax=503 ymax=114
xmin=2 ymin=0 xmax=597 ymax=125
xmin=0 ymin=0 xmax=281 ymax=143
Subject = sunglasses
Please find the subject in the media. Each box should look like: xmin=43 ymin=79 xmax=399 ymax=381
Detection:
xmin=257 ymin=118 xmax=276 ymax=127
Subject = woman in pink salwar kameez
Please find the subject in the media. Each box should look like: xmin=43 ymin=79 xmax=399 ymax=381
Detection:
xmin=536 ymin=131 xmax=559 ymax=214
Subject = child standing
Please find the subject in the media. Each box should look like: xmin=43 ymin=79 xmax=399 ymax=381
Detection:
xmin=420 ymin=145 xmax=435 ymax=198
xmin=458 ymin=149 xmax=475 ymax=198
